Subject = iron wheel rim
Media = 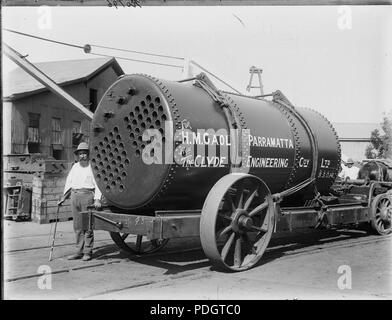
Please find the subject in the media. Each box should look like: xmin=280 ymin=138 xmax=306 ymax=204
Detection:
xmin=110 ymin=232 xmax=169 ymax=255
xmin=371 ymin=194 xmax=392 ymax=235
xmin=200 ymin=173 xmax=274 ymax=272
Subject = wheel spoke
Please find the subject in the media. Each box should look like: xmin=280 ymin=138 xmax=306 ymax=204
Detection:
xmin=250 ymin=225 xmax=268 ymax=233
xmin=244 ymin=187 xmax=258 ymax=211
xmin=378 ymin=202 xmax=386 ymax=210
xmin=234 ymin=236 xmax=242 ymax=267
xmin=249 ymin=200 xmax=268 ymax=217
xmin=121 ymin=233 xmax=129 ymax=240
xmin=380 ymin=199 xmax=390 ymax=209
xmin=218 ymin=225 xmax=232 ymax=238
xmin=221 ymin=232 xmax=235 ymax=262
xmin=238 ymin=193 xmax=245 ymax=209
xmin=224 ymin=193 xmax=236 ymax=212
xmin=218 ymin=212 xmax=232 ymax=221
xmin=136 ymin=235 xmax=143 ymax=254
xmin=235 ymin=182 xmax=245 ymax=208
xmin=255 ymin=228 xmax=265 ymax=240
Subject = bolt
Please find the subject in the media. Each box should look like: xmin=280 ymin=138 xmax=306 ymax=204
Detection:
xmin=103 ymin=111 xmax=115 ymax=119
xmin=93 ymin=124 xmax=104 ymax=132
xmin=128 ymin=87 xmax=137 ymax=96
xmin=117 ymin=96 xmax=127 ymax=105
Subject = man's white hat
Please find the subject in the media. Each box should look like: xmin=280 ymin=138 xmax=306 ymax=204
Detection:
xmin=74 ymin=142 xmax=89 ymax=154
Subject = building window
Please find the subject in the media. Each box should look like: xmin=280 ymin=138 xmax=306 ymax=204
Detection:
xmin=51 ymin=118 xmax=62 ymax=144
xmin=72 ymin=120 xmax=83 ymax=148
xmin=52 ymin=148 xmax=62 ymax=160
xmin=28 ymin=142 xmax=40 ymax=153
xmin=51 ymin=118 xmax=63 ymax=159
xmin=72 ymin=120 xmax=81 ymax=133
xmin=28 ymin=113 xmax=40 ymax=143
xmin=28 ymin=113 xmax=40 ymax=153
xmin=89 ymin=88 xmax=98 ymax=112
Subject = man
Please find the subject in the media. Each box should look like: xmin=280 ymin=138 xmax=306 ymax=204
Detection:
xmin=339 ymin=158 xmax=360 ymax=181
xmin=58 ymin=142 xmax=102 ymax=261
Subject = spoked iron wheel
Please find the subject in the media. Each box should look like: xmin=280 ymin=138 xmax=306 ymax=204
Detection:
xmin=370 ymin=194 xmax=392 ymax=235
xmin=200 ymin=173 xmax=275 ymax=271
xmin=110 ymin=232 xmax=169 ymax=255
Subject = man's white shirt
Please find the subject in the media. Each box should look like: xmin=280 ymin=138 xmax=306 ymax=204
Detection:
xmin=339 ymin=165 xmax=359 ymax=180
xmin=63 ymin=162 xmax=102 ymax=200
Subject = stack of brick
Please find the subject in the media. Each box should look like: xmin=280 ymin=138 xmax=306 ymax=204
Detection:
xmin=31 ymin=173 xmax=73 ymax=224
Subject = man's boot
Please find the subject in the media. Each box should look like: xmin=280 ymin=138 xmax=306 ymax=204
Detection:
xmin=67 ymin=253 xmax=83 ymax=260
xmin=82 ymin=254 xmax=92 ymax=261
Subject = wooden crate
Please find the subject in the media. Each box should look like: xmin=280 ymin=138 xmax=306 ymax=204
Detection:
xmin=31 ymin=172 xmax=72 ymax=224
xmin=31 ymin=199 xmax=73 ymax=224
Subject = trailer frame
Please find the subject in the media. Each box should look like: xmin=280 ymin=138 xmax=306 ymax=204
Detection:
xmin=86 ymin=179 xmax=391 ymax=262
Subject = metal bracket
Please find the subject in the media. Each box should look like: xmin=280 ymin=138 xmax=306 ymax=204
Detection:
xmin=272 ymin=90 xmax=294 ymax=106
xmin=155 ymin=214 xmax=164 ymax=240
xmin=86 ymin=206 xmax=123 ymax=230
xmin=272 ymin=90 xmax=319 ymax=190
xmin=314 ymin=205 xmax=328 ymax=229
xmin=94 ymin=213 xmax=123 ymax=229
xmin=271 ymin=177 xmax=316 ymax=202
xmin=194 ymin=73 xmax=234 ymax=111
xmin=193 ymin=73 xmax=243 ymax=169
xmin=273 ymin=202 xmax=280 ymax=233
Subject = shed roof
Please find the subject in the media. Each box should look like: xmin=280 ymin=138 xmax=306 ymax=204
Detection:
xmin=332 ymin=122 xmax=381 ymax=141
xmin=3 ymin=57 xmax=124 ymax=101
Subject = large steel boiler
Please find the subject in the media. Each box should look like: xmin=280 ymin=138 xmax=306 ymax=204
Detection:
xmin=86 ymin=73 xmax=391 ymax=271
xmin=90 ymin=74 xmax=340 ymax=210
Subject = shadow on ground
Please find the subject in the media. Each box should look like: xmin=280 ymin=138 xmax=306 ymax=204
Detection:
xmin=89 ymin=227 xmax=374 ymax=275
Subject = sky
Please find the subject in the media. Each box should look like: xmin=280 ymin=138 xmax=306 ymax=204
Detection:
xmin=2 ymin=5 xmax=392 ymax=124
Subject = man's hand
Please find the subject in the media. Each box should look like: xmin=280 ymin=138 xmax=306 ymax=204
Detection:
xmin=58 ymin=189 xmax=71 ymax=207
xmin=94 ymin=199 xmax=102 ymax=210
xmin=57 ymin=196 xmax=66 ymax=206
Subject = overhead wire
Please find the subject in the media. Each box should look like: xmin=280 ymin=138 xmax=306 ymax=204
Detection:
xmin=4 ymin=28 xmax=184 ymax=69
xmin=4 ymin=28 xmax=85 ymax=50
xmin=90 ymin=44 xmax=184 ymax=61
xmin=4 ymin=28 xmax=241 ymax=91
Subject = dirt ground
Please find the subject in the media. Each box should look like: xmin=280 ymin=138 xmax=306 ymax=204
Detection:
xmin=3 ymin=219 xmax=391 ymax=300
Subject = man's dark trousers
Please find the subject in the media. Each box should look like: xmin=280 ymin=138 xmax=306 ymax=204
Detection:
xmin=71 ymin=189 xmax=94 ymax=255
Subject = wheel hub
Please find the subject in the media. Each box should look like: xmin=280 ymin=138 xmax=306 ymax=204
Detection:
xmin=231 ymin=209 xmax=252 ymax=232
xmin=380 ymin=207 xmax=392 ymax=223
xmin=238 ymin=216 xmax=253 ymax=229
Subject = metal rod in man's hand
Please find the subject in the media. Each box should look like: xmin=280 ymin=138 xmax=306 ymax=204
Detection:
xmin=48 ymin=189 xmax=70 ymax=261
xmin=48 ymin=204 xmax=61 ymax=262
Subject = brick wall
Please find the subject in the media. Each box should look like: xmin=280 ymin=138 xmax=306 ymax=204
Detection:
xmin=32 ymin=173 xmax=73 ymax=224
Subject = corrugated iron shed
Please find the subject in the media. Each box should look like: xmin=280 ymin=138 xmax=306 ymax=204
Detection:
xmin=3 ymin=57 xmax=124 ymax=101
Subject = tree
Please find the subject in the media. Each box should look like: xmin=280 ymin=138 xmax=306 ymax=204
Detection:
xmin=365 ymin=112 xmax=392 ymax=159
